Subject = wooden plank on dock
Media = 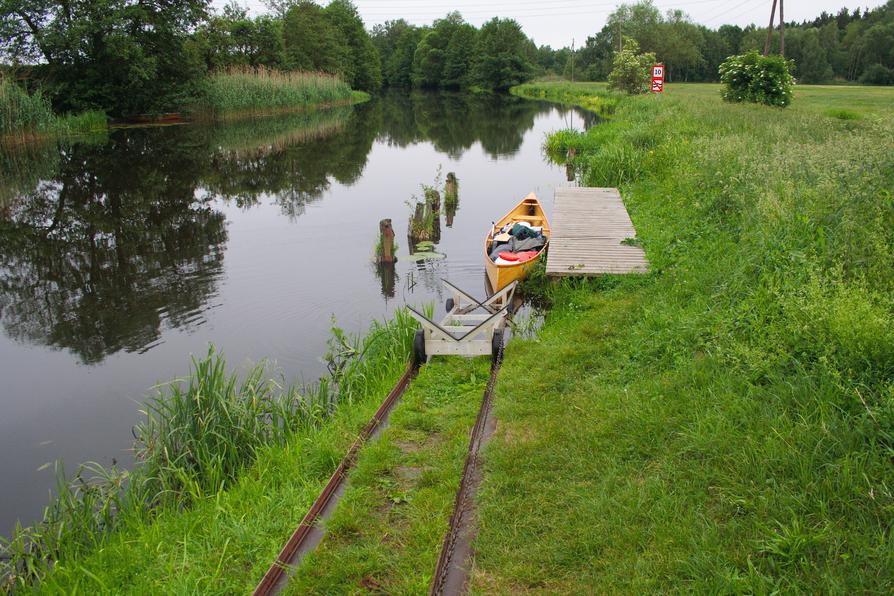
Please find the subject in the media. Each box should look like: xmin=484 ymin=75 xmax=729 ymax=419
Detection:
xmin=546 ymin=187 xmax=648 ymax=277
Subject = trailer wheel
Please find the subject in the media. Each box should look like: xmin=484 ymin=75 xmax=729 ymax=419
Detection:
xmin=445 ymin=297 xmax=455 ymax=313
xmin=491 ymin=329 xmax=504 ymax=363
xmin=413 ymin=329 xmax=426 ymax=367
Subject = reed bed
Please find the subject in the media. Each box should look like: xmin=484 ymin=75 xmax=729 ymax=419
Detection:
xmin=199 ymin=67 xmax=353 ymax=116
xmin=0 ymin=311 xmax=416 ymax=591
xmin=0 ymin=75 xmax=106 ymax=144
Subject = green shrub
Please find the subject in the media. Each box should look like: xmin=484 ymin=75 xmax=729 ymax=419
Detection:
xmin=608 ymin=39 xmax=657 ymax=96
xmin=719 ymin=51 xmax=795 ymax=107
xmin=858 ymin=63 xmax=894 ymax=85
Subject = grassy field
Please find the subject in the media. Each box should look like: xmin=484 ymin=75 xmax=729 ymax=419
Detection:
xmin=469 ymin=82 xmax=894 ymax=592
xmin=287 ymin=357 xmax=490 ymax=594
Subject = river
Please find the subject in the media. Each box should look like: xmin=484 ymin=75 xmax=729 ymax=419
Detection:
xmin=0 ymin=91 xmax=592 ymax=534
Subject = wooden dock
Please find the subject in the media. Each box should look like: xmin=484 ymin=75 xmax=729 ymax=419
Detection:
xmin=546 ymin=187 xmax=648 ymax=277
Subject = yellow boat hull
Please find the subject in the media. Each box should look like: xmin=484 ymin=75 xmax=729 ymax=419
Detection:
xmin=484 ymin=193 xmax=551 ymax=293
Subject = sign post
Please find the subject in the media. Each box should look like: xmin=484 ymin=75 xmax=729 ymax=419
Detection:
xmin=651 ymin=64 xmax=664 ymax=93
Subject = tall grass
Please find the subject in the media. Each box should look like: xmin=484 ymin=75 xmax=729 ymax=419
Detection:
xmin=512 ymin=81 xmax=620 ymax=116
xmin=472 ymin=83 xmax=894 ymax=592
xmin=198 ymin=67 xmax=353 ymax=117
xmin=0 ymin=311 xmax=416 ymax=591
xmin=0 ymin=75 xmax=106 ymax=144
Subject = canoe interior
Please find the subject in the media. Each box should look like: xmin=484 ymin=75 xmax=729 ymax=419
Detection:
xmin=484 ymin=192 xmax=551 ymax=292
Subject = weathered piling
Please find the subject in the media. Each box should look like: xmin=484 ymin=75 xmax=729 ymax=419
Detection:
xmin=427 ymin=189 xmax=441 ymax=243
xmin=565 ymin=149 xmax=576 ymax=181
xmin=377 ymin=218 xmax=395 ymax=263
xmin=445 ymin=172 xmax=459 ymax=227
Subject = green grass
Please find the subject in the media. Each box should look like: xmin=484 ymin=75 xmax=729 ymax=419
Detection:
xmin=0 ymin=76 xmax=107 ymax=143
xmin=512 ymin=81 xmax=618 ymax=116
xmin=197 ymin=67 xmax=355 ymax=117
xmin=2 ymin=313 xmax=416 ymax=592
xmin=286 ymin=357 xmax=490 ymax=594
xmin=469 ymin=83 xmax=894 ymax=592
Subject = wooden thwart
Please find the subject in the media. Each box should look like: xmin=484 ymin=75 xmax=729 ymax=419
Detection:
xmin=546 ymin=186 xmax=648 ymax=277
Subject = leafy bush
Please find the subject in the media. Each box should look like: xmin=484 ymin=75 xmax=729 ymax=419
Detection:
xmin=858 ymin=63 xmax=894 ymax=85
xmin=719 ymin=51 xmax=795 ymax=107
xmin=607 ymin=39 xmax=656 ymax=95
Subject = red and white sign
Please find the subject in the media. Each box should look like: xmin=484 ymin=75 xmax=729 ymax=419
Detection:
xmin=651 ymin=64 xmax=664 ymax=93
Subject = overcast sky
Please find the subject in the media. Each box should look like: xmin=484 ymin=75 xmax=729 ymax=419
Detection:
xmin=224 ymin=0 xmax=889 ymax=49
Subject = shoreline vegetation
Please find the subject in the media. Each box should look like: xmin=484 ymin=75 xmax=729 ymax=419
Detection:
xmin=1 ymin=69 xmax=369 ymax=147
xmin=467 ymin=82 xmax=894 ymax=592
xmin=0 ymin=313 xmax=415 ymax=592
xmin=0 ymin=76 xmax=107 ymax=145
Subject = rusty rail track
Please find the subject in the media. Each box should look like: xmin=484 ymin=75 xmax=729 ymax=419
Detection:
xmin=253 ymin=360 xmax=416 ymax=596
xmin=429 ymin=340 xmax=503 ymax=595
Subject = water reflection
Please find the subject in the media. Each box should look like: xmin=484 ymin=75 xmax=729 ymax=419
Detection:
xmin=0 ymin=92 xmax=563 ymax=365
xmin=0 ymin=134 xmax=228 ymax=364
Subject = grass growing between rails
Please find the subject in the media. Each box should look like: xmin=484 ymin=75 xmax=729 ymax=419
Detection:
xmin=470 ymin=84 xmax=894 ymax=592
xmin=287 ymin=357 xmax=490 ymax=594
xmin=0 ymin=76 xmax=107 ymax=144
xmin=1 ymin=312 xmax=416 ymax=593
xmin=196 ymin=67 xmax=359 ymax=118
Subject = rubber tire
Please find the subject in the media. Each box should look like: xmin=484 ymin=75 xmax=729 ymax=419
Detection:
xmin=445 ymin=297 xmax=455 ymax=313
xmin=491 ymin=329 xmax=504 ymax=363
xmin=413 ymin=329 xmax=426 ymax=367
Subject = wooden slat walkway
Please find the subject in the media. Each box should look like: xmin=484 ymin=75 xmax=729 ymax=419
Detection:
xmin=546 ymin=186 xmax=648 ymax=277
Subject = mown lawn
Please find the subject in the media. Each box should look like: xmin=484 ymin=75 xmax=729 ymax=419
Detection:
xmin=472 ymin=83 xmax=894 ymax=592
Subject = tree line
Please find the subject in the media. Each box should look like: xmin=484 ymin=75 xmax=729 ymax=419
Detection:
xmin=537 ymin=1 xmax=894 ymax=85
xmin=2 ymin=0 xmax=892 ymax=118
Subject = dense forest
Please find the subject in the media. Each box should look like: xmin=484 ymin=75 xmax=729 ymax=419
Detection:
xmin=1 ymin=0 xmax=893 ymax=118
xmin=545 ymin=1 xmax=894 ymax=84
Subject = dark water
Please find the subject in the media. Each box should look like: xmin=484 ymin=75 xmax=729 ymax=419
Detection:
xmin=0 ymin=92 xmax=591 ymax=534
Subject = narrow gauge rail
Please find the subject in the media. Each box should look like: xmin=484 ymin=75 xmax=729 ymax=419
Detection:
xmin=429 ymin=339 xmax=503 ymax=595
xmin=253 ymin=361 xmax=417 ymax=596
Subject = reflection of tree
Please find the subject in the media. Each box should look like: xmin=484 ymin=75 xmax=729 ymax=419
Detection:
xmin=0 ymin=133 xmax=228 ymax=364
xmin=200 ymin=104 xmax=378 ymax=218
xmin=375 ymin=90 xmax=547 ymax=159
xmin=0 ymin=92 xmax=566 ymax=362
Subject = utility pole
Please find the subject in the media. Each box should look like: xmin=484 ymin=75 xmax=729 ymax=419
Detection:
xmin=618 ymin=21 xmax=622 ymax=51
xmin=764 ymin=0 xmax=778 ymax=56
xmin=778 ymin=0 xmax=785 ymax=57
xmin=571 ymin=38 xmax=575 ymax=82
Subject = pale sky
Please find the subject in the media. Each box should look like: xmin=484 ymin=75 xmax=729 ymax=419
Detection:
xmin=223 ymin=0 xmax=889 ymax=49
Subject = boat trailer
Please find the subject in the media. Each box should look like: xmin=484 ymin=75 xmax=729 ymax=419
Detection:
xmin=407 ymin=279 xmax=517 ymax=364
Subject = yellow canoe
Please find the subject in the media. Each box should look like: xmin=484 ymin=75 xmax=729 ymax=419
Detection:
xmin=484 ymin=193 xmax=551 ymax=293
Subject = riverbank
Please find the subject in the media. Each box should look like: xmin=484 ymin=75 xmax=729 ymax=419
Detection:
xmin=469 ymin=82 xmax=894 ymax=591
xmin=1 ymin=315 xmax=415 ymax=592
xmin=0 ymin=76 xmax=107 ymax=146
xmin=1 ymin=70 xmax=368 ymax=147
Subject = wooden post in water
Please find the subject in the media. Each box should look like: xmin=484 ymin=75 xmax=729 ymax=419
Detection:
xmin=378 ymin=218 xmax=394 ymax=263
xmin=566 ymin=147 xmax=576 ymax=182
xmin=445 ymin=172 xmax=459 ymax=227
xmin=428 ymin=189 xmax=441 ymax=243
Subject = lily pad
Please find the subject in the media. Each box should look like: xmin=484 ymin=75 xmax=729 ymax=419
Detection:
xmin=407 ymin=251 xmax=446 ymax=262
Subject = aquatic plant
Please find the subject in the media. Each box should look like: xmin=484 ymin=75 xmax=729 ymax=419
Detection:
xmin=0 ymin=75 xmax=107 ymax=143
xmin=197 ymin=67 xmax=353 ymax=116
xmin=0 ymin=311 xmax=416 ymax=590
